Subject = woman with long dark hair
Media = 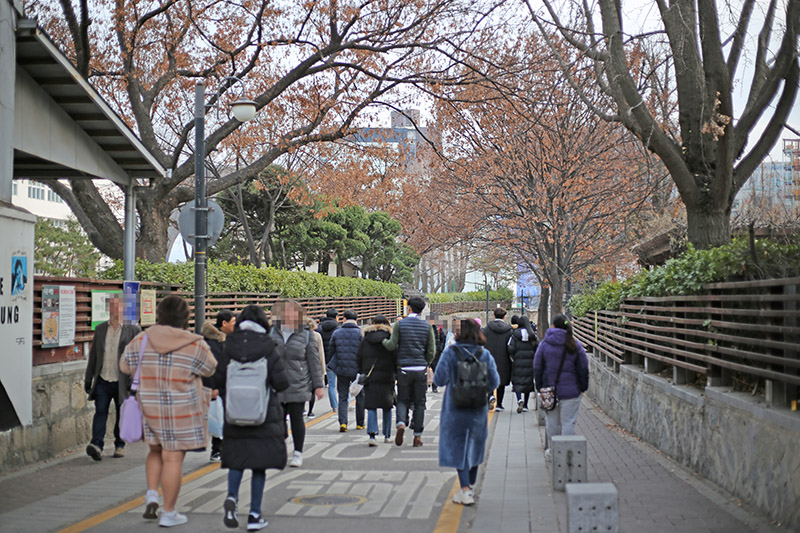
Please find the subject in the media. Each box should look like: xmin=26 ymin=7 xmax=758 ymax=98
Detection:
xmin=357 ymin=315 xmax=397 ymax=445
xmin=434 ymin=319 xmax=500 ymax=506
xmin=508 ymin=315 xmax=538 ymax=412
xmin=533 ymin=314 xmax=589 ymax=460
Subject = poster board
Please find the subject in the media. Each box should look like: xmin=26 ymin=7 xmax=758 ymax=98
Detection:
xmin=91 ymin=290 xmax=122 ymax=330
xmin=140 ymin=289 xmax=156 ymax=326
xmin=123 ymin=281 xmax=140 ymax=325
xmin=41 ymin=285 xmax=75 ymax=348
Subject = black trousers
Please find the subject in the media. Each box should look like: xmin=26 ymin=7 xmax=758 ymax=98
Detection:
xmin=283 ymin=402 xmax=306 ymax=452
xmin=396 ymin=369 xmax=427 ymax=435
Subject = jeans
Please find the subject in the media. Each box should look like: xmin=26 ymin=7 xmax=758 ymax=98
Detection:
xmin=396 ymin=369 xmax=427 ymax=435
xmin=90 ymin=377 xmax=124 ymax=450
xmin=326 ymin=369 xmax=338 ymax=410
xmin=228 ymin=468 xmax=266 ymax=516
xmin=283 ymin=402 xmax=306 ymax=452
xmin=544 ymin=395 xmax=582 ymax=449
xmin=337 ymin=375 xmax=364 ymax=426
xmin=367 ymin=408 xmax=392 ymax=438
xmin=456 ymin=466 xmax=479 ymax=488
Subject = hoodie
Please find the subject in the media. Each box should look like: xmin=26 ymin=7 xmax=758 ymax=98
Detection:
xmin=317 ymin=317 xmax=340 ymax=364
xmin=533 ymin=327 xmax=589 ymax=400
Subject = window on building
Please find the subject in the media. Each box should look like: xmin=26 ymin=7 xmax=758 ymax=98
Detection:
xmin=46 ymin=189 xmax=63 ymax=203
xmin=12 ymin=181 xmax=17 ymax=196
xmin=27 ymin=181 xmax=46 ymax=200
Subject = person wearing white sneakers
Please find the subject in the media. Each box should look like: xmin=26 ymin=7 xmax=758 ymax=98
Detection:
xmin=433 ymin=319 xmax=500 ymax=507
xmin=270 ymin=300 xmax=325 ymax=469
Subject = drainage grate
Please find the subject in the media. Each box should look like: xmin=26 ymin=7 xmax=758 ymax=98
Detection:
xmin=291 ymin=494 xmax=367 ymax=507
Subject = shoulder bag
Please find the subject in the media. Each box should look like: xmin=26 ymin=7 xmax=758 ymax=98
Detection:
xmin=538 ymin=347 xmax=568 ymax=412
xmin=120 ymin=334 xmax=148 ymax=443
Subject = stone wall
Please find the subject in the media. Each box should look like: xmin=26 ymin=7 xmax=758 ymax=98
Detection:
xmin=0 ymin=360 xmax=103 ymax=472
xmin=587 ymin=354 xmax=800 ymax=530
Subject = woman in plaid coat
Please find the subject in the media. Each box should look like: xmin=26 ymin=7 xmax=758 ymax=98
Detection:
xmin=120 ymin=295 xmax=217 ymax=528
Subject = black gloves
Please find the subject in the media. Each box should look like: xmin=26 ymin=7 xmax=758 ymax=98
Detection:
xmin=84 ymin=380 xmax=92 ymax=395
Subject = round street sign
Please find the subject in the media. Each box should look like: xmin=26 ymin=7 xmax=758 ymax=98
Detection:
xmin=178 ymin=200 xmax=225 ymax=247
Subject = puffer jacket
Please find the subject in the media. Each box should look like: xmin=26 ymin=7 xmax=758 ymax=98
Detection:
xmin=356 ymin=324 xmax=396 ymax=410
xmin=200 ymin=321 xmax=227 ymax=395
xmin=327 ymin=321 xmax=363 ymax=379
xmin=316 ymin=317 xmax=339 ymax=364
xmin=482 ymin=319 xmax=513 ymax=385
xmin=508 ymin=328 xmax=537 ymax=394
xmin=533 ymin=328 xmax=589 ymax=400
xmin=271 ymin=327 xmax=324 ymax=404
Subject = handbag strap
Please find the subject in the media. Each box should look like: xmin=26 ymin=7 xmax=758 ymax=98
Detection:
xmin=552 ymin=347 xmax=569 ymax=387
xmin=131 ymin=333 xmax=148 ymax=392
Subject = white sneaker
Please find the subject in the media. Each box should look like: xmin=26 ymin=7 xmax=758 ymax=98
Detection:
xmin=289 ymin=451 xmax=303 ymax=467
xmin=517 ymin=400 xmax=524 ymax=413
xmin=452 ymin=489 xmax=475 ymax=505
xmin=544 ymin=448 xmax=551 ymax=462
xmin=368 ymin=436 xmax=377 ymax=447
xmin=384 ymin=437 xmax=392 ymax=444
xmin=158 ymin=510 xmax=188 ymax=527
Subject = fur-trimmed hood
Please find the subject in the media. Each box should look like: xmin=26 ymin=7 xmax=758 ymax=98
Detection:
xmin=362 ymin=323 xmax=392 ymax=334
xmin=200 ymin=321 xmax=226 ymax=343
xmin=363 ymin=323 xmax=392 ymax=344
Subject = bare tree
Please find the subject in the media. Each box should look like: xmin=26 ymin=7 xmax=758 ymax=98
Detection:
xmin=527 ymin=0 xmax=800 ymax=248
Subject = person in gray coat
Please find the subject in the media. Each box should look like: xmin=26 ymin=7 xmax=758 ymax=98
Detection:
xmin=270 ymin=300 xmax=323 ymax=468
xmin=84 ymin=294 xmax=141 ymax=460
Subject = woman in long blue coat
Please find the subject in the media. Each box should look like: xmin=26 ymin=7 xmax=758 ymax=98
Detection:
xmin=433 ymin=318 xmax=500 ymax=506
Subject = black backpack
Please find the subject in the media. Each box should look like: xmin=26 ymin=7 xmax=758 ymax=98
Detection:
xmin=451 ymin=346 xmax=489 ymax=409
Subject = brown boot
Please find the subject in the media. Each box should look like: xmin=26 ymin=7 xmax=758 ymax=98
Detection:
xmin=413 ymin=436 xmax=423 ymax=447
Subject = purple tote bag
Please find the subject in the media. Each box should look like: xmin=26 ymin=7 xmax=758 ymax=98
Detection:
xmin=120 ymin=333 xmax=148 ymax=443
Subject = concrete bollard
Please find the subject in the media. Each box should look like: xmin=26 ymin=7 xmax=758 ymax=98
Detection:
xmin=537 ymin=404 xmax=546 ymax=427
xmin=551 ymin=435 xmax=587 ymax=491
xmin=566 ymin=482 xmax=618 ymax=533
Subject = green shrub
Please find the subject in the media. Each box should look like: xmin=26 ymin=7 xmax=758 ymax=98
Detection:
xmin=427 ymin=287 xmax=513 ymax=303
xmin=100 ymin=259 xmax=403 ymax=298
xmin=569 ymin=237 xmax=800 ymax=316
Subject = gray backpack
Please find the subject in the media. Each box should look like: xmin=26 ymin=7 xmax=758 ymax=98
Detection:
xmin=225 ymin=357 xmax=269 ymax=426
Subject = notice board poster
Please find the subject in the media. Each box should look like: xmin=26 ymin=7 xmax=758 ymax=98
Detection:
xmin=91 ymin=290 xmax=122 ymax=330
xmin=42 ymin=285 xmax=75 ymax=348
xmin=140 ymin=289 xmax=156 ymax=326
xmin=123 ymin=281 xmax=140 ymax=325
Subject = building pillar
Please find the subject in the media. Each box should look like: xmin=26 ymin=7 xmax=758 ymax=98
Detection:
xmin=123 ymin=184 xmax=136 ymax=281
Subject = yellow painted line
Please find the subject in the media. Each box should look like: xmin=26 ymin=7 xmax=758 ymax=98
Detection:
xmin=433 ymin=407 xmax=496 ymax=533
xmin=59 ymin=406 xmax=339 ymax=532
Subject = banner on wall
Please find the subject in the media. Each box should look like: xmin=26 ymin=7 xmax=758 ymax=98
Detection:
xmin=91 ymin=290 xmax=122 ymax=330
xmin=41 ymin=285 xmax=75 ymax=348
xmin=123 ymin=281 xmax=140 ymax=324
xmin=140 ymin=289 xmax=156 ymax=326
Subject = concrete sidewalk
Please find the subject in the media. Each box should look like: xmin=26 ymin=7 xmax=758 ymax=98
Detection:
xmin=469 ymin=396 xmax=788 ymax=533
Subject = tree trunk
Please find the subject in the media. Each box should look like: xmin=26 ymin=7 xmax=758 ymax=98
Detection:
xmin=137 ymin=194 xmax=173 ymax=261
xmin=685 ymin=202 xmax=732 ymax=249
xmin=537 ymin=286 xmax=549 ymax=333
xmin=549 ymin=269 xmax=564 ymax=316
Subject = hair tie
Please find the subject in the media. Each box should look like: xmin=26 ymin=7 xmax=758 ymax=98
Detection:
xmin=564 ymin=320 xmax=569 ymax=325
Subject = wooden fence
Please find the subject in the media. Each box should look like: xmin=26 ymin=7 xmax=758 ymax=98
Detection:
xmin=32 ymin=276 xmax=401 ymax=366
xmin=572 ymin=277 xmax=800 ymax=409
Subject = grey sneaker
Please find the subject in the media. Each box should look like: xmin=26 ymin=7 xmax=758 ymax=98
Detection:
xmin=86 ymin=443 xmax=102 ymax=461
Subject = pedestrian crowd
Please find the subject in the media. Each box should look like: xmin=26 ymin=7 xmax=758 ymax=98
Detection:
xmin=83 ymin=292 xmax=588 ymax=529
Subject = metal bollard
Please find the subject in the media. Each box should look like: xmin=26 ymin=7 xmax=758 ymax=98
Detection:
xmin=566 ymin=482 xmax=618 ymax=533
xmin=551 ymin=435 xmax=587 ymax=491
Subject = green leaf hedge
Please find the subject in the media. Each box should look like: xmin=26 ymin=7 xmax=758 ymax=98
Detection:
xmin=569 ymin=237 xmax=800 ymax=317
xmin=100 ymin=259 xmax=403 ymax=299
xmin=427 ymin=287 xmax=514 ymax=303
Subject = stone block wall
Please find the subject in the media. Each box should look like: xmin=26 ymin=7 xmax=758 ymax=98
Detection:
xmin=0 ymin=360 xmax=103 ymax=472
xmin=587 ymin=355 xmax=800 ymax=530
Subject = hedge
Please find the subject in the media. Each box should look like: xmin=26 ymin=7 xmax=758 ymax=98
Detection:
xmin=100 ymin=259 xmax=403 ymax=299
xmin=569 ymin=237 xmax=800 ymax=317
xmin=427 ymin=287 xmax=513 ymax=303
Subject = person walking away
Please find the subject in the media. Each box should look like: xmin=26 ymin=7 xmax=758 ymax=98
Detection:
xmin=434 ymin=319 xmax=500 ymax=505
xmin=357 ymin=315 xmax=397 ymax=445
xmin=316 ymin=308 xmax=340 ymax=413
xmin=119 ymin=295 xmax=216 ymax=527
xmin=220 ymin=305 xmax=290 ymax=530
xmin=508 ymin=315 xmax=537 ymax=413
xmin=327 ymin=309 xmax=365 ymax=432
xmin=382 ymin=297 xmax=435 ymax=447
xmin=270 ymin=300 xmax=324 ymax=468
xmin=305 ymin=317 xmax=326 ymax=418
xmin=84 ymin=294 xmax=141 ymax=461
xmin=534 ymin=314 xmax=589 ymax=460
xmin=482 ymin=308 xmax=513 ymax=411
xmin=429 ymin=314 xmax=447 ymax=393
xmin=201 ymin=309 xmax=236 ymax=462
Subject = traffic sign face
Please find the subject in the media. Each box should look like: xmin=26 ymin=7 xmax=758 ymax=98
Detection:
xmin=178 ymin=199 xmax=225 ymax=247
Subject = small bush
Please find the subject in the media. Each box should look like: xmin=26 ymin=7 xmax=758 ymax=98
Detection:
xmin=100 ymin=259 xmax=403 ymax=298
xmin=427 ymin=287 xmax=513 ymax=303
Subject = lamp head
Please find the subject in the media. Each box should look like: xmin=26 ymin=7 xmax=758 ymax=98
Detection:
xmin=231 ymin=98 xmax=257 ymax=122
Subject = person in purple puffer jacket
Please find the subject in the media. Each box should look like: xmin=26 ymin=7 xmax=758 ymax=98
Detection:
xmin=533 ymin=314 xmax=589 ymax=460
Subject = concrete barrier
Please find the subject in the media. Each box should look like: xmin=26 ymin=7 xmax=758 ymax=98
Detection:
xmin=551 ymin=435 xmax=587 ymax=491
xmin=566 ymin=482 xmax=618 ymax=533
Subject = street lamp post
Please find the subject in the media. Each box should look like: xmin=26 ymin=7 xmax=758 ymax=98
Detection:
xmin=484 ymin=272 xmax=489 ymax=324
xmin=193 ymin=78 xmax=257 ymax=332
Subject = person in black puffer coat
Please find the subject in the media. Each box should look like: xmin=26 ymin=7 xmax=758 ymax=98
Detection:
xmin=482 ymin=308 xmax=514 ymax=410
xmin=357 ymin=315 xmax=397 ymax=445
xmin=201 ymin=310 xmax=236 ymax=462
xmin=508 ymin=315 xmax=538 ymax=413
xmin=316 ymin=309 xmax=340 ymax=412
xmin=219 ymin=305 xmax=289 ymax=530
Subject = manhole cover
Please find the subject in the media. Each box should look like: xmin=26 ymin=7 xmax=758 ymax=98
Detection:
xmin=291 ymin=494 xmax=367 ymax=507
